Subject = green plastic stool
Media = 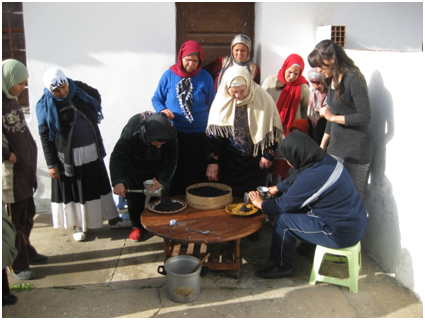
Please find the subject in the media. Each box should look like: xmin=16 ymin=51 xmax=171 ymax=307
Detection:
xmin=309 ymin=241 xmax=361 ymax=293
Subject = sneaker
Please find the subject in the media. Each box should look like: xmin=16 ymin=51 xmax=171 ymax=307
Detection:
xmin=2 ymin=293 xmax=18 ymax=306
xmin=129 ymin=228 xmax=142 ymax=242
xmin=73 ymin=227 xmax=86 ymax=242
xmin=12 ymin=268 xmax=35 ymax=280
xmin=29 ymin=253 xmax=48 ymax=265
xmin=109 ymin=217 xmax=132 ymax=229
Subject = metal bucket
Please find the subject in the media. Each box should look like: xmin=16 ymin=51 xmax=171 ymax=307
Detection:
xmin=157 ymin=255 xmax=202 ymax=303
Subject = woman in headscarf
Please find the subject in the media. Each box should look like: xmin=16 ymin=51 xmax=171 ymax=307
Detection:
xmin=2 ymin=59 xmax=46 ymax=281
xmin=109 ymin=112 xmax=178 ymax=242
xmin=204 ymin=34 xmax=261 ymax=91
xmin=308 ymin=40 xmax=372 ymax=201
xmin=262 ymin=53 xmax=310 ymax=136
xmin=152 ymin=40 xmax=216 ymax=197
xmin=307 ymin=67 xmax=328 ymax=145
xmin=249 ymin=132 xmax=368 ymax=279
xmin=206 ymin=66 xmax=282 ymax=199
xmin=36 ymin=68 xmax=130 ymax=242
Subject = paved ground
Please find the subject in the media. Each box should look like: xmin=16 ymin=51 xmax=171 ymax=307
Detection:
xmin=3 ymin=213 xmax=423 ymax=318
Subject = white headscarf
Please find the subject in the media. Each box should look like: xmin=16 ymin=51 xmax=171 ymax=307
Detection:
xmin=43 ymin=68 xmax=68 ymax=92
xmin=206 ymin=66 xmax=282 ymax=156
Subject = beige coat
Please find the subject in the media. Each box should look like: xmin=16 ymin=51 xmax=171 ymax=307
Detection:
xmin=262 ymin=75 xmax=310 ymax=120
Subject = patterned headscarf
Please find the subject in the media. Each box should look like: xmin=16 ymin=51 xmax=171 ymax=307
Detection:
xmin=307 ymin=67 xmax=327 ymax=128
xmin=206 ymin=66 xmax=282 ymax=157
xmin=217 ymin=34 xmax=257 ymax=88
xmin=2 ymin=59 xmax=28 ymax=99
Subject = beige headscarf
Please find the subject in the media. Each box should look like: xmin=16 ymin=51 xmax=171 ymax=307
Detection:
xmin=206 ymin=66 xmax=282 ymax=156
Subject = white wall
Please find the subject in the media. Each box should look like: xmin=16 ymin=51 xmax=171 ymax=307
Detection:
xmin=23 ymin=2 xmax=423 ymax=301
xmin=23 ymin=2 xmax=176 ymax=211
xmin=256 ymin=2 xmax=424 ymax=302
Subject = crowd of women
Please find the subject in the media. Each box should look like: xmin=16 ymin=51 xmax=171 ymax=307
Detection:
xmin=2 ymin=35 xmax=371 ymax=293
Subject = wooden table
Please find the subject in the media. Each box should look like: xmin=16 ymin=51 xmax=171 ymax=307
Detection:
xmin=141 ymin=195 xmax=264 ymax=276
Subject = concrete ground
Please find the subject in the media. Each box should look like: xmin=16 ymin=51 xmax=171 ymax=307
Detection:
xmin=3 ymin=213 xmax=423 ymax=318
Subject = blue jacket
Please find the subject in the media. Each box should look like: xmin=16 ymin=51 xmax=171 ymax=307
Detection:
xmin=152 ymin=69 xmax=215 ymax=133
xmin=262 ymin=155 xmax=367 ymax=240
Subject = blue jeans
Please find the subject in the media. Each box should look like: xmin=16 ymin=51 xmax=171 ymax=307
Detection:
xmin=270 ymin=213 xmax=358 ymax=268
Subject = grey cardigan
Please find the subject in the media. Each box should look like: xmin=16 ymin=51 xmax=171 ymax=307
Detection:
xmin=325 ymin=71 xmax=372 ymax=164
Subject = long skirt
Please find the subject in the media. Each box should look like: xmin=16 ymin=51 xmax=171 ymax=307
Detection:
xmin=218 ymin=143 xmax=267 ymax=199
xmin=51 ymin=144 xmax=118 ymax=232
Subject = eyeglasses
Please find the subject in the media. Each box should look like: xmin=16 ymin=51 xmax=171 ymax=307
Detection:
xmin=310 ymin=81 xmax=321 ymax=85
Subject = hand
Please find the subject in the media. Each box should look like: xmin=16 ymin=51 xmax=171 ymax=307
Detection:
xmin=259 ymin=157 xmax=273 ymax=169
xmin=48 ymin=167 xmax=60 ymax=180
xmin=9 ymin=152 xmax=17 ymax=163
xmin=151 ymin=178 xmax=163 ymax=191
xmin=113 ymin=183 xmax=126 ymax=197
xmin=160 ymin=109 xmax=175 ymax=120
xmin=319 ymin=106 xmax=333 ymax=121
xmin=249 ymin=191 xmax=263 ymax=209
xmin=206 ymin=164 xmax=218 ymax=181
xmin=268 ymin=186 xmax=279 ymax=196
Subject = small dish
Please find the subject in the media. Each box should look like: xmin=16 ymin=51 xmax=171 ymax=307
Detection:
xmin=225 ymin=203 xmax=258 ymax=216
xmin=148 ymin=199 xmax=187 ymax=215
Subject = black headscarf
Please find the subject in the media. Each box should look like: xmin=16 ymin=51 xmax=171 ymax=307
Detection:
xmin=142 ymin=112 xmax=176 ymax=144
xmin=278 ymin=132 xmax=327 ymax=184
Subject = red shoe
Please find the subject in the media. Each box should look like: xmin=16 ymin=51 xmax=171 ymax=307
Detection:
xmin=129 ymin=228 xmax=142 ymax=242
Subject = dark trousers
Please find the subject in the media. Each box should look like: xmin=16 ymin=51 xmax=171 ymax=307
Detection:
xmin=2 ymin=269 xmax=10 ymax=296
xmin=270 ymin=213 xmax=357 ymax=268
xmin=7 ymin=197 xmax=38 ymax=273
xmin=126 ymin=192 xmax=147 ymax=230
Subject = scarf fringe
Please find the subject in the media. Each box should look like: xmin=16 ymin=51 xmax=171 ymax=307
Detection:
xmin=207 ymin=125 xmax=282 ymax=157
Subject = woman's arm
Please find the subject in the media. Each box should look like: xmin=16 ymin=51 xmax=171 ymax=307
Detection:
xmin=152 ymin=71 xmax=175 ymax=120
xmin=300 ymin=83 xmax=310 ymax=119
xmin=320 ymin=133 xmax=331 ymax=150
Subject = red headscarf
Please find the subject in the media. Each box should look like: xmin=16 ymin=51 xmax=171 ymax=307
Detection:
xmin=170 ymin=40 xmax=204 ymax=78
xmin=276 ymin=54 xmax=309 ymax=136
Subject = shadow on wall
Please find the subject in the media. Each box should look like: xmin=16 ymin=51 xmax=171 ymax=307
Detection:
xmin=364 ymin=70 xmax=415 ymax=291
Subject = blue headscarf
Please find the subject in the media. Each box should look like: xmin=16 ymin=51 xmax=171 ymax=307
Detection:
xmin=36 ymin=76 xmax=103 ymax=141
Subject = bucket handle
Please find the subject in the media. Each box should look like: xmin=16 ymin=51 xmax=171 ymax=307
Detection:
xmin=157 ymin=265 xmax=166 ymax=276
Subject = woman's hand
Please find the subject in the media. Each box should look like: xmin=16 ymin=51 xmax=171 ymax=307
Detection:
xmin=259 ymin=157 xmax=273 ymax=169
xmin=319 ymin=107 xmax=346 ymax=125
xmin=268 ymin=186 xmax=279 ymax=196
xmin=113 ymin=183 xmax=126 ymax=197
xmin=206 ymin=164 xmax=219 ymax=181
xmin=160 ymin=109 xmax=175 ymax=120
xmin=48 ymin=167 xmax=60 ymax=180
xmin=151 ymin=178 xmax=163 ymax=191
xmin=249 ymin=191 xmax=263 ymax=209
xmin=8 ymin=152 xmax=17 ymax=163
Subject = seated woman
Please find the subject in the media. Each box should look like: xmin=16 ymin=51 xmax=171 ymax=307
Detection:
xmin=262 ymin=54 xmax=310 ymax=136
xmin=249 ymin=132 xmax=368 ymax=279
xmin=203 ymin=34 xmax=260 ymax=91
xmin=307 ymin=68 xmax=328 ymax=145
xmin=205 ymin=66 xmax=282 ymax=199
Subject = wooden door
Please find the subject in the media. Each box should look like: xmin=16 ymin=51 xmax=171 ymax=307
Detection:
xmin=176 ymin=3 xmax=255 ymax=65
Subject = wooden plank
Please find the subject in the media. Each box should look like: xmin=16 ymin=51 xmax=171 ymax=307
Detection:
xmin=172 ymin=243 xmax=182 ymax=257
xmin=186 ymin=243 xmax=195 ymax=256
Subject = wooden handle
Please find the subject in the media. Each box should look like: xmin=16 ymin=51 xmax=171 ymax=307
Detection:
xmin=190 ymin=252 xmax=211 ymax=273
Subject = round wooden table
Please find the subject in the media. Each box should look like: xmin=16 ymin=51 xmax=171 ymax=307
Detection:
xmin=141 ymin=195 xmax=264 ymax=276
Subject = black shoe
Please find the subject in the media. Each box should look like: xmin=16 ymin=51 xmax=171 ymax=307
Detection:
xmin=2 ymin=293 xmax=18 ymax=306
xmin=257 ymin=265 xmax=293 ymax=279
xmin=296 ymin=242 xmax=316 ymax=261
xmin=249 ymin=231 xmax=260 ymax=242
xmin=29 ymin=253 xmax=48 ymax=265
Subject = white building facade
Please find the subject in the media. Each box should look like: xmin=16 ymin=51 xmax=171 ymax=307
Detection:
xmin=22 ymin=2 xmax=423 ymax=301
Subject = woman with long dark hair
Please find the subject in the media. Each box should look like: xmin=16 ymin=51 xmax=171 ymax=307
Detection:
xmin=307 ymin=40 xmax=372 ymax=200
